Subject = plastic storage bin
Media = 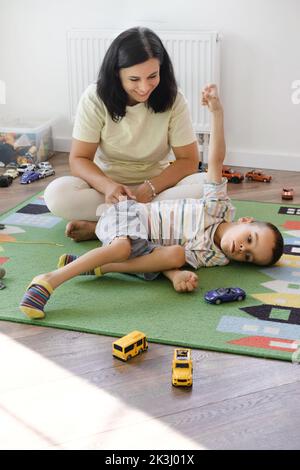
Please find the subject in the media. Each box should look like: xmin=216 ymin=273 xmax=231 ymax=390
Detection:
xmin=0 ymin=119 xmax=53 ymax=165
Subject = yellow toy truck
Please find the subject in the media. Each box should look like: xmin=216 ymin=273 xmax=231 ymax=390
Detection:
xmin=172 ymin=348 xmax=193 ymax=387
xmin=112 ymin=330 xmax=148 ymax=361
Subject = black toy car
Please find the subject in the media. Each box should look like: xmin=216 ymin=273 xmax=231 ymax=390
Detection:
xmin=0 ymin=175 xmax=13 ymax=187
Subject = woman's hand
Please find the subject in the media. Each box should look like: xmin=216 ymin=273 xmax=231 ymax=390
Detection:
xmin=133 ymin=182 xmax=155 ymax=203
xmin=104 ymin=182 xmax=136 ymax=204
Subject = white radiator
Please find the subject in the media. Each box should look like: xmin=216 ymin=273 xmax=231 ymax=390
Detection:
xmin=67 ymin=29 xmax=221 ymax=133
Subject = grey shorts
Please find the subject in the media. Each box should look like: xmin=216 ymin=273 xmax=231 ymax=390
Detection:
xmin=101 ymin=237 xmax=161 ymax=281
xmin=128 ymin=238 xmax=161 ymax=281
xmin=97 ymin=200 xmax=161 ymax=281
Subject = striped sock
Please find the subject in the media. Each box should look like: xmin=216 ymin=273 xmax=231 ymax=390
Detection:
xmin=19 ymin=277 xmax=53 ymax=319
xmin=57 ymin=254 xmax=102 ymax=276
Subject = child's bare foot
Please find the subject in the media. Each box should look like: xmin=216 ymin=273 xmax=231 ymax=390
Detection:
xmin=65 ymin=220 xmax=98 ymax=242
xmin=201 ymin=84 xmax=222 ymax=112
xmin=172 ymin=270 xmax=198 ymax=293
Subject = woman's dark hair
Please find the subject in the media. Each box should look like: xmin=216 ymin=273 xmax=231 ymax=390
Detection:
xmin=97 ymin=27 xmax=177 ymax=122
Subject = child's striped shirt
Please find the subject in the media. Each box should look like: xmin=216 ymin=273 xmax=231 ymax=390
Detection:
xmin=146 ymin=178 xmax=235 ymax=268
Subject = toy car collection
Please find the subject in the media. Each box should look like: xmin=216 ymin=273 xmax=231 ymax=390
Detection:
xmin=172 ymin=348 xmax=193 ymax=387
xmin=245 ymin=169 xmax=272 ymax=182
xmin=0 ymin=160 xmax=55 ymax=185
xmin=204 ymin=287 xmax=246 ymax=304
xmin=222 ymin=166 xmax=244 ymax=183
xmin=281 ymin=188 xmax=294 ymax=200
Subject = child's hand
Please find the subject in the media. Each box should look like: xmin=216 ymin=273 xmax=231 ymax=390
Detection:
xmin=172 ymin=270 xmax=198 ymax=293
xmin=201 ymin=84 xmax=222 ymax=112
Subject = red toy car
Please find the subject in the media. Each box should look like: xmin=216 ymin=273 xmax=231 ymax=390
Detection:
xmin=222 ymin=166 xmax=244 ymax=183
xmin=245 ymin=169 xmax=272 ymax=182
xmin=282 ymin=188 xmax=294 ymax=200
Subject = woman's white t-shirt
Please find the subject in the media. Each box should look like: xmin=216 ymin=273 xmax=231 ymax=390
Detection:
xmin=72 ymin=84 xmax=197 ymax=184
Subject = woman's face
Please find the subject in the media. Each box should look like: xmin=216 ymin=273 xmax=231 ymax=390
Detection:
xmin=119 ymin=58 xmax=160 ymax=105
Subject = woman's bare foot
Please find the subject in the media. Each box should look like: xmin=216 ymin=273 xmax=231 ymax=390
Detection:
xmin=172 ymin=270 xmax=198 ymax=293
xmin=65 ymin=220 xmax=98 ymax=242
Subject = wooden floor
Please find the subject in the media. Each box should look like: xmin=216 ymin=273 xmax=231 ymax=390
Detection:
xmin=1 ymin=153 xmax=300 ymax=450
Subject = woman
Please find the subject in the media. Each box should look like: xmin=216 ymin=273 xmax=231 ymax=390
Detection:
xmin=44 ymin=26 xmax=205 ymax=241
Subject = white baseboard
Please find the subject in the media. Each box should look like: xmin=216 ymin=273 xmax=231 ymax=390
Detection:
xmin=201 ymin=147 xmax=300 ymax=171
xmin=225 ymin=149 xmax=300 ymax=171
xmin=54 ymin=137 xmax=300 ymax=171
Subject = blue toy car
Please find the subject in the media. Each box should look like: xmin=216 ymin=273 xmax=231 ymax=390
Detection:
xmin=20 ymin=170 xmax=41 ymax=184
xmin=204 ymin=287 xmax=246 ymax=305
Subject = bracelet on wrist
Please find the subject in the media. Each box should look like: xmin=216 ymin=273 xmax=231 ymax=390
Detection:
xmin=144 ymin=179 xmax=157 ymax=198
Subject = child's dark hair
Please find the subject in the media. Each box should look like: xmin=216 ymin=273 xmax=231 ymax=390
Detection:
xmin=96 ymin=27 xmax=177 ymax=122
xmin=253 ymin=221 xmax=284 ymax=266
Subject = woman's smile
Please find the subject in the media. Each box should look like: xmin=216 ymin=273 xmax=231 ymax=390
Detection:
xmin=119 ymin=57 xmax=160 ymax=105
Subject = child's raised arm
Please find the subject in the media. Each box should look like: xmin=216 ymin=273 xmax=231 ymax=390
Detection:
xmin=202 ymin=85 xmax=226 ymax=184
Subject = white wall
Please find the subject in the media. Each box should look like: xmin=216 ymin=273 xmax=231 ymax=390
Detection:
xmin=0 ymin=0 xmax=300 ymax=170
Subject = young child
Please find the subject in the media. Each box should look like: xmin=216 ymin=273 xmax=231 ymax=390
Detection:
xmin=20 ymin=85 xmax=283 ymax=319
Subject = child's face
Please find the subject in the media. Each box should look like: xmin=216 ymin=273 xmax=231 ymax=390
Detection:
xmin=219 ymin=219 xmax=275 ymax=265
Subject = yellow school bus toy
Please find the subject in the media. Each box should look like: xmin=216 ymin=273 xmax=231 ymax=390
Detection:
xmin=112 ymin=330 xmax=148 ymax=361
xmin=172 ymin=348 xmax=193 ymax=387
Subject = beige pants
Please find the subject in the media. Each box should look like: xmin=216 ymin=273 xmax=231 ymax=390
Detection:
xmin=44 ymin=172 xmax=206 ymax=221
